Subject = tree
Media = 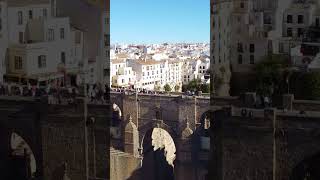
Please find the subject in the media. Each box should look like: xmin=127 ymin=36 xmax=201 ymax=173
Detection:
xmin=174 ymin=85 xmax=180 ymax=92
xmin=164 ymin=84 xmax=172 ymax=92
xmin=300 ymin=72 xmax=320 ymax=100
xmin=200 ymin=83 xmax=210 ymax=93
xmin=187 ymin=79 xmax=201 ymax=92
xmin=254 ymin=54 xmax=290 ymax=96
xmin=154 ymin=84 xmax=161 ymax=91
xmin=182 ymin=79 xmax=210 ymax=93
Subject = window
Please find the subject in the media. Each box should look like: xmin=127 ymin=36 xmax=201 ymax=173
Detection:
xmin=18 ymin=11 xmax=23 ymax=25
xmin=103 ymin=69 xmax=109 ymax=77
xmin=287 ymin=28 xmax=292 ymax=37
xmin=122 ymin=79 xmax=124 ymax=83
xmin=0 ymin=18 xmax=2 ymax=31
xmin=29 ymin=10 xmax=33 ymax=19
xmin=263 ymin=14 xmax=271 ymax=24
xmin=60 ymin=28 xmax=65 ymax=39
xmin=104 ymin=34 xmax=109 ymax=47
xmin=298 ymin=28 xmax=304 ymax=37
xmin=287 ymin=15 xmax=292 ymax=23
xmin=75 ymin=31 xmax=81 ymax=44
xmin=48 ymin=29 xmax=54 ymax=41
xmin=316 ymin=18 xmax=320 ymax=27
xmin=38 ymin=55 xmax=46 ymax=68
xmin=298 ymin=15 xmax=304 ymax=24
xmin=14 ymin=56 xmax=22 ymax=70
xmin=249 ymin=44 xmax=255 ymax=53
xmin=240 ymin=2 xmax=244 ymax=8
xmin=61 ymin=52 xmax=66 ymax=64
xmin=19 ymin=32 xmax=24 ymax=43
xmin=279 ymin=43 xmax=284 ymax=53
xmin=237 ymin=42 xmax=243 ymax=52
xmin=43 ymin=8 xmax=47 ymax=18
xmin=250 ymin=55 xmax=255 ymax=64
xmin=238 ymin=54 xmax=243 ymax=64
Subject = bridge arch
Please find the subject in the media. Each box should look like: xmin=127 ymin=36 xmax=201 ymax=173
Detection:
xmin=10 ymin=132 xmax=37 ymax=175
xmin=112 ymin=103 xmax=123 ymax=124
xmin=289 ymin=151 xmax=320 ymax=180
xmin=6 ymin=131 xmax=39 ymax=179
xmin=110 ymin=103 xmax=123 ymax=141
xmin=110 ymin=92 xmax=124 ymax=115
xmin=140 ymin=127 xmax=176 ymax=180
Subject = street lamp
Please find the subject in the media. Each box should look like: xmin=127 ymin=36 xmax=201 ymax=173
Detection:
xmin=79 ymin=69 xmax=90 ymax=180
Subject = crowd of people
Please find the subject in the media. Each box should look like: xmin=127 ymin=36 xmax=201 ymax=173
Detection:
xmin=0 ymin=82 xmax=111 ymax=105
xmin=0 ymin=81 xmax=209 ymax=105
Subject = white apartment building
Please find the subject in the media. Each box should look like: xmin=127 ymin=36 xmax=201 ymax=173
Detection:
xmin=267 ymin=0 xmax=320 ymax=68
xmin=110 ymin=59 xmax=125 ymax=87
xmin=5 ymin=0 xmax=73 ymax=85
xmin=182 ymin=58 xmax=209 ymax=85
xmin=212 ymin=0 xmax=278 ymax=69
xmin=7 ymin=18 xmax=72 ymax=83
xmin=128 ymin=59 xmax=162 ymax=90
xmin=271 ymin=1 xmax=318 ymax=55
xmin=55 ymin=0 xmax=107 ymax=85
xmin=66 ymin=26 xmax=84 ymax=85
xmin=7 ymin=0 xmax=52 ymax=44
xmin=0 ymin=0 xmax=8 ymax=82
xmin=211 ymin=0 xmax=277 ymax=95
xmin=166 ymin=60 xmax=183 ymax=90
xmin=111 ymin=65 xmax=136 ymax=88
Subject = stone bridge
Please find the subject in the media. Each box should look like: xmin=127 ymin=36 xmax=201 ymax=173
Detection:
xmin=210 ymin=95 xmax=320 ymax=180
xmin=110 ymin=91 xmax=320 ymax=180
xmin=110 ymin=92 xmax=211 ymax=180
xmin=0 ymin=96 xmax=109 ymax=180
xmin=1 ymin=91 xmax=319 ymax=180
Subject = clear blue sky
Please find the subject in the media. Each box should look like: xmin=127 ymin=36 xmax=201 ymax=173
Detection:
xmin=111 ymin=0 xmax=209 ymax=44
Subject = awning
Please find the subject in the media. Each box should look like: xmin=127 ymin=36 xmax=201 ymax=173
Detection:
xmin=26 ymin=72 xmax=64 ymax=82
xmin=66 ymin=68 xmax=80 ymax=75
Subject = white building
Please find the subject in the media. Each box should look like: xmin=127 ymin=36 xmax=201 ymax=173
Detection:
xmin=166 ymin=60 xmax=183 ymax=90
xmin=5 ymin=0 xmax=73 ymax=85
xmin=0 ymin=0 xmax=8 ymax=82
xmin=110 ymin=59 xmax=126 ymax=87
xmin=182 ymin=58 xmax=209 ymax=85
xmin=111 ymin=65 xmax=136 ymax=88
xmin=127 ymin=59 xmax=162 ymax=90
xmin=55 ymin=0 xmax=108 ymax=85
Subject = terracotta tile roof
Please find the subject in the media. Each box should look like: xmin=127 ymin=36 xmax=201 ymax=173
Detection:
xmin=111 ymin=59 xmax=126 ymax=64
xmin=115 ymin=53 xmax=128 ymax=59
xmin=135 ymin=59 xmax=162 ymax=65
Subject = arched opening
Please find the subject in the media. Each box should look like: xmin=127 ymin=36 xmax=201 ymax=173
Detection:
xmin=197 ymin=111 xmax=210 ymax=150
xmin=290 ymin=152 xmax=320 ymax=180
xmin=112 ymin=103 xmax=122 ymax=125
xmin=140 ymin=128 xmax=176 ymax=180
xmin=111 ymin=103 xmax=122 ymax=139
xmin=7 ymin=132 xmax=37 ymax=179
